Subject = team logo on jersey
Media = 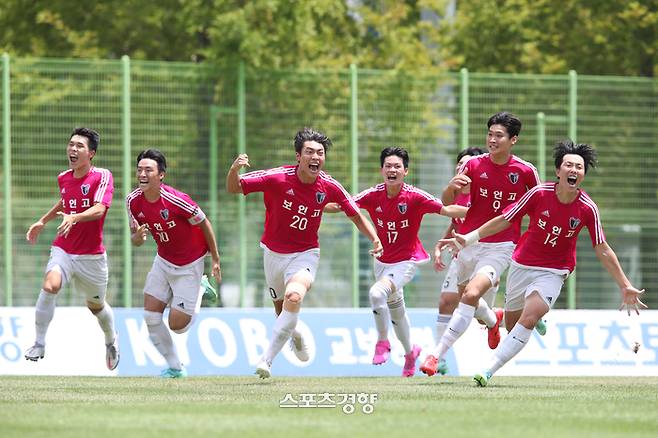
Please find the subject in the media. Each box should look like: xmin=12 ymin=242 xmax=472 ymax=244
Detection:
xmin=508 ymin=172 xmax=519 ymax=184
xmin=81 ymin=184 xmax=90 ymax=195
xmin=398 ymin=203 xmax=408 ymax=214
xmin=160 ymin=209 xmax=169 ymax=220
xmin=569 ymin=217 xmax=581 ymax=229
xmin=316 ymin=192 xmax=326 ymax=203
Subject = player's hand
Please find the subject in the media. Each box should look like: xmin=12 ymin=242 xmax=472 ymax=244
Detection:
xmin=448 ymin=174 xmax=471 ymax=192
xmin=26 ymin=221 xmax=45 ymax=244
xmin=211 ymin=260 xmax=222 ymax=283
xmin=619 ymin=286 xmax=647 ymax=316
xmin=56 ymin=212 xmax=76 ymax=238
xmin=132 ymin=222 xmax=148 ymax=243
xmin=433 ymin=242 xmax=447 ymax=271
xmin=369 ymin=239 xmax=383 ymax=258
xmin=438 ymin=230 xmax=467 ymax=255
xmin=230 ymin=154 xmax=250 ymax=171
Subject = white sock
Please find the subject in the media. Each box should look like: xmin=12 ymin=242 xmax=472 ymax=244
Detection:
xmin=388 ymin=297 xmax=412 ymax=354
xmin=436 ymin=313 xmax=452 ymax=345
xmin=144 ymin=310 xmax=181 ymax=370
xmin=488 ymin=323 xmax=532 ymax=375
xmin=432 ymin=302 xmax=475 ymax=359
xmin=369 ymin=282 xmax=390 ymax=341
xmin=94 ymin=303 xmax=116 ymax=344
xmin=264 ymin=309 xmax=298 ymax=363
xmin=34 ymin=290 xmax=57 ymax=346
xmin=474 ymin=298 xmax=497 ymax=327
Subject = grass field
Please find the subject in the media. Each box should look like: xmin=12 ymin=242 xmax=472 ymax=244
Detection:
xmin=1 ymin=376 xmax=657 ymax=437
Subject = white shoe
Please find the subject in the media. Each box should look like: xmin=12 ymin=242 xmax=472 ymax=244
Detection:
xmin=106 ymin=335 xmax=120 ymax=371
xmin=25 ymin=343 xmax=45 ymax=361
xmin=255 ymin=358 xmax=272 ymax=379
xmin=290 ymin=333 xmax=309 ymax=362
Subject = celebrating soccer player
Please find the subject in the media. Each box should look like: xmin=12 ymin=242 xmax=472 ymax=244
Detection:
xmin=24 ymin=127 xmax=119 ymax=370
xmin=226 ymin=127 xmax=383 ymax=379
xmin=421 ymin=112 xmax=541 ymax=376
xmin=440 ymin=139 xmax=647 ymax=386
xmin=127 ymin=149 xmax=221 ymax=378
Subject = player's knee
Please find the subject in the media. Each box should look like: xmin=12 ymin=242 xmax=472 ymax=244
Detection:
xmin=439 ymin=293 xmax=459 ymax=313
xmin=86 ymin=302 xmax=104 ymax=314
xmin=369 ymin=282 xmax=391 ymax=300
xmin=285 ymin=290 xmax=303 ymax=305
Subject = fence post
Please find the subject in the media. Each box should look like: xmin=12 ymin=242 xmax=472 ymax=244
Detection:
xmin=121 ymin=55 xmax=132 ymax=308
xmin=567 ymin=70 xmax=578 ymax=310
xmin=237 ymin=62 xmax=247 ymax=307
xmin=2 ymin=53 xmax=12 ymax=306
xmin=209 ymin=105 xmax=219 ymax=302
xmin=460 ymin=68 xmax=469 ymax=150
xmin=349 ymin=64 xmax=359 ymax=308
xmin=536 ymin=112 xmax=546 ymax=181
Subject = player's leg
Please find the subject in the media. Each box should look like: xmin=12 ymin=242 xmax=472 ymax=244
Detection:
xmin=25 ymin=247 xmax=69 ymax=361
xmin=369 ymin=278 xmax=392 ymax=364
xmin=167 ymin=256 xmax=205 ymax=334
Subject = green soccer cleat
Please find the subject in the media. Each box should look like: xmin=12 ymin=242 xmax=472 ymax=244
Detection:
xmin=437 ymin=358 xmax=449 ymax=376
xmin=160 ymin=367 xmax=187 ymax=378
xmin=535 ymin=318 xmax=547 ymax=336
xmin=473 ymin=370 xmax=492 ymax=387
xmin=201 ymin=274 xmax=217 ymax=303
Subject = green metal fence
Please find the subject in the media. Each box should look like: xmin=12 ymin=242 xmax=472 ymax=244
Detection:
xmin=1 ymin=55 xmax=656 ymax=310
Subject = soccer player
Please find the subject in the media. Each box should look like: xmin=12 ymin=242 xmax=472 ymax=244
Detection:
xmin=226 ymin=127 xmax=383 ymax=379
xmin=439 ymin=140 xmax=647 ymax=386
xmin=420 ymin=112 xmax=541 ymax=376
xmin=328 ymin=146 xmax=467 ymax=376
xmin=127 ymin=149 xmax=221 ymax=378
xmin=432 ymin=146 xmax=497 ymax=376
xmin=24 ymin=127 xmax=119 ymax=370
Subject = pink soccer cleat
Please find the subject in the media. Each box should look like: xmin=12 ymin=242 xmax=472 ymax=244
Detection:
xmin=372 ymin=340 xmax=391 ymax=365
xmin=420 ymin=354 xmax=438 ymax=376
xmin=488 ymin=308 xmax=504 ymax=349
xmin=402 ymin=345 xmax=422 ymax=377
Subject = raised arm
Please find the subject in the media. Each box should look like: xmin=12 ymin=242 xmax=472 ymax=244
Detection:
xmin=441 ymin=173 xmax=471 ymax=205
xmin=594 ymin=242 xmax=647 ymax=315
xmin=226 ymin=154 xmax=250 ymax=194
xmin=26 ymin=200 xmax=64 ymax=244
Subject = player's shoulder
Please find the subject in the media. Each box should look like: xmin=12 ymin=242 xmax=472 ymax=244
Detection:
xmin=90 ymin=166 xmax=112 ymax=175
xmin=510 ymin=154 xmax=538 ymax=171
xmin=577 ymin=189 xmax=599 ymax=210
xmin=355 ymin=183 xmax=384 ymax=200
xmin=160 ymin=184 xmax=199 ymax=212
xmin=126 ymin=187 xmax=143 ymax=204
xmin=57 ymin=169 xmax=74 ymax=180
xmin=318 ymin=170 xmax=345 ymax=189
xmin=402 ymin=183 xmax=438 ymax=201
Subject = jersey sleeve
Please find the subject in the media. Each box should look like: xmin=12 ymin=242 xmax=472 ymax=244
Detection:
xmin=329 ymin=180 xmax=360 ymax=217
xmin=178 ymin=192 xmax=206 ymax=225
xmin=582 ymin=197 xmax=606 ymax=247
xmin=503 ymin=185 xmax=539 ymax=223
xmin=353 ymin=188 xmax=373 ymax=210
xmin=525 ymin=163 xmax=541 ymax=189
xmin=126 ymin=196 xmax=139 ymax=228
xmin=415 ymin=188 xmax=444 ymax=215
xmin=94 ymin=168 xmax=114 ymax=208
xmin=239 ymin=169 xmax=273 ymax=195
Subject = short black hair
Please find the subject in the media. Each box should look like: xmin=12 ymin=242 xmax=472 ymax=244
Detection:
xmin=553 ymin=139 xmax=598 ymax=174
xmin=487 ymin=112 xmax=522 ymax=138
xmin=294 ymin=127 xmax=332 ymax=154
xmin=380 ymin=146 xmax=409 ymax=168
xmin=456 ymin=146 xmax=486 ymax=163
xmin=136 ymin=148 xmax=167 ymax=173
xmin=70 ymin=127 xmax=100 ymax=152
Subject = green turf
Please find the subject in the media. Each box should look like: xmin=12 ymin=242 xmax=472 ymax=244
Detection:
xmin=1 ymin=376 xmax=657 ymax=437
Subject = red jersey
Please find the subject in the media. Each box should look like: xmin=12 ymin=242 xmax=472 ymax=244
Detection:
xmin=240 ymin=165 xmax=359 ymax=254
xmin=52 ymin=167 xmax=113 ymax=255
xmin=354 ymin=183 xmax=443 ymax=264
xmin=503 ymin=183 xmax=605 ymax=272
xmin=452 ymin=192 xmax=471 ymax=233
xmin=460 ymin=154 xmax=540 ymax=243
xmin=126 ymin=184 xmax=208 ymax=266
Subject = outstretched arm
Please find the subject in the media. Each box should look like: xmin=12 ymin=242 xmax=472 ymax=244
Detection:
xmin=440 ymin=204 xmax=468 ymax=219
xmin=56 ymin=202 xmax=107 ymax=238
xmin=199 ymin=218 xmax=222 ymax=283
xmin=594 ymin=242 xmax=647 ymax=315
xmin=324 ymin=202 xmax=343 ymax=213
xmin=439 ymin=215 xmax=511 ymax=253
xmin=226 ymin=154 xmax=250 ymax=194
xmin=26 ymin=200 xmax=64 ymax=244
xmin=348 ymin=212 xmax=383 ymax=257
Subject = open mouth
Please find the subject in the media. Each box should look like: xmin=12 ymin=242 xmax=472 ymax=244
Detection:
xmin=386 ymin=175 xmax=398 ymax=182
xmin=567 ymin=175 xmax=578 ymax=186
xmin=309 ymin=164 xmax=319 ymax=172
xmin=69 ymin=155 xmax=78 ymax=163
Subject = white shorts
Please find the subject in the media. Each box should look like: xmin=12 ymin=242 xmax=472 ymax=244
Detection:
xmin=373 ymin=259 xmax=418 ymax=302
xmin=46 ymin=246 xmax=108 ymax=304
xmin=144 ymin=254 xmax=205 ymax=316
xmin=262 ymin=246 xmax=320 ymax=302
xmin=505 ymin=261 xmax=569 ymax=312
xmin=441 ymin=258 xmax=499 ymax=307
xmin=456 ymin=241 xmax=515 ymax=288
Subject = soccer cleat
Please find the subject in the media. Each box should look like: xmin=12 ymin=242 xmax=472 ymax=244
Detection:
xmin=419 ymin=354 xmax=438 ymax=376
xmin=24 ymin=343 xmax=45 ymax=362
xmin=488 ymin=308 xmax=504 ymax=349
xmin=535 ymin=318 xmax=547 ymax=336
xmin=255 ymin=359 xmax=272 ymax=379
xmin=402 ymin=345 xmax=422 ymax=377
xmin=106 ymin=335 xmax=120 ymax=371
xmin=437 ymin=358 xmax=449 ymax=376
xmin=473 ymin=370 xmax=492 ymax=387
xmin=290 ymin=332 xmax=309 ymax=362
xmin=372 ymin=340 xmax=391 ymax=365
xmin=201 ymin=274 xmax=217 ymax=303
xmin=160 ymin=367 xmax=187 ymax=378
